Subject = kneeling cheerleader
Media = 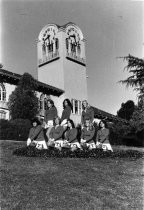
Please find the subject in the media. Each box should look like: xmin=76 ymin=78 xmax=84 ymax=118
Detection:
xmin=27 ymin=118 xmax=48 ymax=150
xmin=96 ymin=120 xmax=113 ymax=152
xmin=80 ymin=119 xmax=96 ymax=150
xmin=63 ymin=119 xmax=81 ymax=151
xmin=48 ymin=116 xmax=64 ymax=150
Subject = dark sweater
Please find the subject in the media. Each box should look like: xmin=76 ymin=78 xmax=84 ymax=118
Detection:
xmin=96 ymin=128 xmax=110 ymax=144
xmin=81 ymin=106 xmax=94 ymax=124
xmin=65 ymin=128 xmax=78 ymax=143
xmin=49 ymin=125 xmax=64 ymax=141
xmin=28 ymin=125 xmax=44 ymax=142
xmin=44 ymin=106 xmax=57 ymax=122
xmin=61 ymin=106 xmax=72 ymax=122
xmin=81 ymin=127 xmax=95 ymax=143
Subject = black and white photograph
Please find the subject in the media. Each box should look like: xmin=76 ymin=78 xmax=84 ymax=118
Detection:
xmin=0 ymin=0 xmax=144 ymax=209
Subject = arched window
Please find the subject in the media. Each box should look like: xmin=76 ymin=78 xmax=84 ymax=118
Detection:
xmin=55 ymin=38 xmax=59 ymax=50
xmin=71 ymin=99 xmax=82 ymax=115
xmin=71 ymin=99 xmax=75 ymax=113
xmin=0 ymin=110 xmax=6 ymax=119
xmin=0 ymin=83 xmax=6 ymax=101
xmin=66 ymin=38 xmax=69 ymax=51
xmin=40 ymin=94 xmax=45 ymax=110
xmin=77 ymin=42 xmax=81 ymax=56
xmin=44 ymin=98 xmax=47 ymax=110
xmin=75 ymin=100 xmax=78 ymax=114
xmin=39 ymin=94 xmax=51 ymax=110
xmin=78 ymin=100 xmax=82 ymax=114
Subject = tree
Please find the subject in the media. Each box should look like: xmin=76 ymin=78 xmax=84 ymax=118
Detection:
xmin=119 ymin=54 xmax=144 ymax=109
xmin=8 ymin=73 xmax=39 ymax=120
xmin=130 ymin=107 xmax=144 ymax=131
xmin=117 ymin=100 xmax=135 ymax=120
xmin=118 ymin=55 xmax=144 ymax=146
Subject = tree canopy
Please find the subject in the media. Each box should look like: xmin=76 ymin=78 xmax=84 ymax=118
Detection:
xmin=117 ymin=100 xmax=135 ymax=121
xmin=8 ymin=73 xmax=39 ymax=120
xmin=117 ymin=55 xmax=144 ymax=146
xmin=119 ymin=54 xmax=144 ymax=109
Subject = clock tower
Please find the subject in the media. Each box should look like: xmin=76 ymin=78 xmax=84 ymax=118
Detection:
xmin=37 ymin=23 xmax=88 ymax=123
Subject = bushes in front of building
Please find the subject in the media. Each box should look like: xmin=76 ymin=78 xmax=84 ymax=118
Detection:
xmin=0 ymin=119 xmax=31 ymax=141
xmin=0 ymin=117 xmax=143 ymax=146
xmin=108 ymin=121 xmax=130 ymax=146
xmin=122 ymin=132 xmax=144 ymax=147
xmin=109 ymin=120 xmax=144 ymax=147
xmin=8 ymin=73 xmax=39 ymax=121
xmin=0 ymin=73 xmax=39 ymax=141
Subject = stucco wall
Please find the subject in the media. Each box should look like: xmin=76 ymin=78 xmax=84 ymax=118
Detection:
xmin=38 ymin=31 xmax=65 ymax=90
xmin=0 ymin=83 xmax=16 ymax=120
xmin=63 ymin=59 xmax=87 ymax=100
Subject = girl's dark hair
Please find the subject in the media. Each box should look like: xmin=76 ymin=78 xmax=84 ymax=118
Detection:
xmin=67 ymin=119 xmax=75 ymax=128
xmin=53 ymin=116 xmax=61 ymax=126
xmin=82 ymin=100 xmax=88 ymax=110
xmin=98 ymin=120 xmax=107 ymax=129
xmin=47 ymin=99 xmax=54 ymax=108
xmin=63 ymin=98 xmax=73 ymax=110
xmin=31 ymin=117 xmax=41 ymax=126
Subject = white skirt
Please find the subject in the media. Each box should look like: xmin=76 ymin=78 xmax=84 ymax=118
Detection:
xmin=96 ymin=142 xmax=113 ymax=152
xmin=35 ymin=140 xmax=48 ymax=150
xmin=102 ymin=143 xmax=113 ymax=152
xmin=27 ymin=138 xmax=48 ymax=149
xmin=54 ymin=140 xmax=64 ymax=148
xmin=86 ymin=142 xmax=96 ymax=149
xmin=70 ymin=142 xmax=81 ymax=149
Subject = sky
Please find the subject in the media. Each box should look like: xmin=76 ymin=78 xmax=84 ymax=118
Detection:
xmin=1 ymin=0 xmax=144 ymax=115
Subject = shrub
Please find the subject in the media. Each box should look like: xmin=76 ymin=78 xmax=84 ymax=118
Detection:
xmin=8 ymin=73 xmax=39 ymax=121
xmin=0 ymin=119 xmax=10 ymax=129
xmin=13 ymin=146 xmax=144 ymax=159
xmin=0 ymin=119 xmax=11 ymax=139
xmin=108 ymin=121 xmax=131 ymax=146
xmin=136 ymin=129 xmax=144 ymax=147
xmin=0 ymin=119 xmax=31 ymax=141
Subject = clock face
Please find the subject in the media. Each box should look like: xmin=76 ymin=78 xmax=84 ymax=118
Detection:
xmin=42 ymin=26 xmax=58 ymax=42
xmin=66 ymin=26 xmax=81 ymax=43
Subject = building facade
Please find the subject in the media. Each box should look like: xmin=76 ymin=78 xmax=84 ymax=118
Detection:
xmin=37 ymin=23 xmax=87 ymax=124
xmin=0 ymin=22 xmax=118 ymax=124
xmin=0 ymin=82 xmax=15 ymax=119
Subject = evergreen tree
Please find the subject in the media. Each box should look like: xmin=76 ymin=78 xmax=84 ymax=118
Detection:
xmin=118 ymin=55 xmax=144 ymax=144
xmin=119 ymin=54 xmax=144 ymax=109
xmin=130 ymin=107 xmax=144 ymax=132
xmin=8 ymin=73 xmax=39 ymax=120
xmin=117 ymin=100 xmax=135 ymax=120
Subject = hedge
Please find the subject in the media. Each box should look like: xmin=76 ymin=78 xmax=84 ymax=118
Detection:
xmin=13 ymin=146 xmax=144 ymax=159
xmin=0 ymin=119 xmax=31 ymax=141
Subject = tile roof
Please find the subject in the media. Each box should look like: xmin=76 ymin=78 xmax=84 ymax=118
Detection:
xmin=0 ymin=69 xmax=64 ymax=96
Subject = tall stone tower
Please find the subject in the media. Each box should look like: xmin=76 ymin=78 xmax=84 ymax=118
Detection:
xmin=37 ymin=22 xmax=88 ymax=123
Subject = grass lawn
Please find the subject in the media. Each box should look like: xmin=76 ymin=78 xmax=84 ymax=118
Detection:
xmin=0 ymin=140 xmax=144 ymax=210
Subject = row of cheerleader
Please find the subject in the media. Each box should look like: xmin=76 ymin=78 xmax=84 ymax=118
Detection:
xmin=26 ymin=99 xmax=113 ymax=152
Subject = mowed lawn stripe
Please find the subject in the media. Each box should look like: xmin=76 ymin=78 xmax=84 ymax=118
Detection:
xmin=0 ymin=141 xmax=143 ymax=210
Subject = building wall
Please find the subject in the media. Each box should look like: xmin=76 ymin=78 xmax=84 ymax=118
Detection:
xmin=63 ymin=59 xmax=87 ymax=124
xmin=0 ymin=82 xmax=65 ymax=121
xmin=37 ymin=23 xmax=88 ymax=125
xmin=0 ymin=83 xmax=16 ymax=120
xmin=37 ymin=91 xmax=64 ymax=119
xmin=63 ymin=59 xmax=87 ymax=100
xmin=0 ymin=23 xmax=88 ymax=126
xmin=37 ymin=26 xmax=65 ymax=90
xmin=38 ymin=58 xmax=64 ymax=90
